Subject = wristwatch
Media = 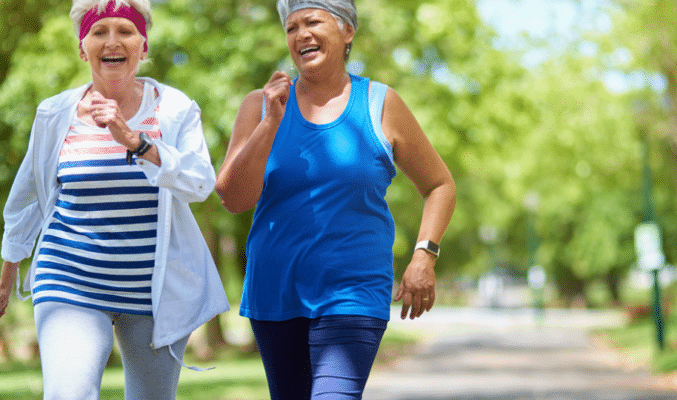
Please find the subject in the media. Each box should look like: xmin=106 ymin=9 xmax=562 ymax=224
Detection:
xmin=126 ymin=132 xmax=153 ymax=164
xmin=415 ymin=240 xmax=440 ymax=258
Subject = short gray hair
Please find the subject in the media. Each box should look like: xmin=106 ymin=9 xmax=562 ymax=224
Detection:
xmin=276 ymin=0 xmax=358 ymax=31
xmin=70 ymin=0 xmax=152 ymax=39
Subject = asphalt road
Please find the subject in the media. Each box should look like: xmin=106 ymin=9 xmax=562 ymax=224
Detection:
xmin=363 ymin=307 xmax=677 ymax=400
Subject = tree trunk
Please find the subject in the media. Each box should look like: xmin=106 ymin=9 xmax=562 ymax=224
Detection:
xmin=552 ymin=261 xmax=587 ymax=307
xmin=605 ymin=266 xmax=623 ymax=307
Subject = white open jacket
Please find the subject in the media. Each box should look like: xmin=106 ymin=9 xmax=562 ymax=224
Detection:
xmin=1 ymin=78 xmax=229 ymax=354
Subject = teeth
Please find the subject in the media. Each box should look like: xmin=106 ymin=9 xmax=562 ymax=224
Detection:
xmin=300 ymin=47 xmax=319 ymax=55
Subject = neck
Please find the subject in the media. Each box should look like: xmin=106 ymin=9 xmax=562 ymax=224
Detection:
xmin=297 ymin=69 xmax=350 ymax=103
xmin=90 ymin=76 xmax=142 ymax=104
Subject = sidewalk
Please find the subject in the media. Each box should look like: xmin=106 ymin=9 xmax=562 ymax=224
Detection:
xmin=363 ymin=307 xmax=677 ymax=400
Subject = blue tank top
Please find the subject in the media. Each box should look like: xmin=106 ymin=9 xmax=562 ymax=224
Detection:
xmin=240 ymin=74 xmax=396 ymax=321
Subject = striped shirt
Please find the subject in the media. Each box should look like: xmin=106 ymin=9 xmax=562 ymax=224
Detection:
xmin=33 ymin=82 xmax=162 ymax=316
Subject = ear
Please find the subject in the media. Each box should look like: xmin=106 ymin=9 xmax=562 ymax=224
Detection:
xmin=79 ymin=43 xmax=88 ymax=62
xmin=343 ymin=23 xmax=355 ymax=45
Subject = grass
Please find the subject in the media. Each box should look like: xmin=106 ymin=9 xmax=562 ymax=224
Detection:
xmin=597 ymin=314 xmax=677 ymax=374
xmin=590 ymin=281 xmax=677 ymax=374
xmin=0 ymin=328 xmax=419 ymax=400
xmin=0 ymin=355 xmax=269 ymax=400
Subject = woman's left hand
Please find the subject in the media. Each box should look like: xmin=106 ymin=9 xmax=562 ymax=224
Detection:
xmin=394 ymin=251 xmax=436 ymax=320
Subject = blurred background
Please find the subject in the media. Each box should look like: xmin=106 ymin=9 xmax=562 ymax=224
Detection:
xmin=1 ymin=0 xmax=676 ymax=397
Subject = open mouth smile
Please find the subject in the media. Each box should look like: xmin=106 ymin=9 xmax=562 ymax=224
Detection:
xmin=102 ymin=56 xmax=127 ymax=65
xmin=299 ymin=46 xmax=320 ymax=56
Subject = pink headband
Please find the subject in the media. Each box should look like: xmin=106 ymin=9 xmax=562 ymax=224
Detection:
xmin=79 ymin=1 xmax=148 ymax=52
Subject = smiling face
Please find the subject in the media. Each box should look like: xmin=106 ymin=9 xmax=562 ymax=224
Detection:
xmin=285 ymin=8 xmax=354 ymax=78
xmin=79 ymin=17 xmax=147 ymax=85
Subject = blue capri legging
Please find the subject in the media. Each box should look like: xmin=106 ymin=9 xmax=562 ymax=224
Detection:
xmin=250 ymin=315 xmax=387 ymax=400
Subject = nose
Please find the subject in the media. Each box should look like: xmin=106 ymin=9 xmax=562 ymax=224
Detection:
xmin=297 ymin=24 xmax=312 ymax=40
xmin=104 ymin=31 xmax=120 ymax=48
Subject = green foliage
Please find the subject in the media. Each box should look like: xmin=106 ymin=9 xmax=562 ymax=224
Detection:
xmin=1 ymin=0 xmax=676 ymax=315
xmin=599 ymin=313 xmax=677 ymax=374
xmin=610 ymin=0 xmax=677 ymax=267
xmin=0 ymin=10 xmax=88 ymax=237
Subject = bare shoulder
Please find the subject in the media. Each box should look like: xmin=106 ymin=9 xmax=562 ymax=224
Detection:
xmin=240 ymin=89 xmax=264 ymax=112
xmin=381 ymin=87 xmax=425 ymax=149
xmin=232 ymin=89 xmax=266 ymax=126
xmin=383 ymin=87 xmax=410 ymax=113
xmin=246 ymin=88 xmax=264 ymax=101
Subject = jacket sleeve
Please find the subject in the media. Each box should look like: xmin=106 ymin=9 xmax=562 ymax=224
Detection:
xmin=1 ymin=116 xmax=45 ymax=263
xmin=137 ymin=99 xmax=215 ymax=204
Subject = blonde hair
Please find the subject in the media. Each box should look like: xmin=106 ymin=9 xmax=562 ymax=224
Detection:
xmin=70 ymin=0 xmax=152 ymax=38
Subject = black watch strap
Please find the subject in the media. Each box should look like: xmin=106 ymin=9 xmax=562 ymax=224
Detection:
xmin=126 ymin=132 xmax=153 ymax=164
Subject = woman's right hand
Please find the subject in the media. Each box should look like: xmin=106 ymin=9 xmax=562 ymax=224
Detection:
xmin=0 ymin=261 xmax=19 ymax=318
xmin=263 ymin=71 xmax=293 ymax=123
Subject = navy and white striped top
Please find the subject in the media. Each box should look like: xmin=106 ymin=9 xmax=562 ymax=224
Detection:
xmin=33 ymin=83 xmax=162 ymax=316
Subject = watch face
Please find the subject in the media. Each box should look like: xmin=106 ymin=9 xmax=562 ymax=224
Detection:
xmin=428 ymin=241 xmax=440 ymax=254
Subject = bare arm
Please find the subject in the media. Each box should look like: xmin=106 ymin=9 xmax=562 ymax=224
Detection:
xmin=216 ymin=71 xmax=293 ymax=213
xmin=383 ymin=88 xmax=456 ymax=320
xmin=0 ymin=261 xmax=19 ymax=318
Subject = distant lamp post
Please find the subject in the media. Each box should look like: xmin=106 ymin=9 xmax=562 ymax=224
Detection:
xmin=524 ymin=192 xmax=543 ymax=322
xmin=528 ymin=265 xmax=546 ymax=323
xmin=634 ymin=102 xmax=665 ymax=351
xmin=634 ymin=222 xmax=665 ymax=351
xmin=478 ymin=224 xmax=499 ymax=273
xmin=479 ymin=225 xmax=500 ymax=308
xmin=523 ymin=191 xmax=540 ymax=268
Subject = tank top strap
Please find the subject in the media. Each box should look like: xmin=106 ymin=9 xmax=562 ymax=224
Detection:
xmin=366 ymin=79 xmax=394 ymax=166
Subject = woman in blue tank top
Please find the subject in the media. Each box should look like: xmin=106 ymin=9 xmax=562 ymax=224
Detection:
xmin=216 ymin=1 xmax=456 ymax=398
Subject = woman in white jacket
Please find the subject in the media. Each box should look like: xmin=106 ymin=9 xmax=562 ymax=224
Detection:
xmin=0 ymin=1 xmax=229 ymax=399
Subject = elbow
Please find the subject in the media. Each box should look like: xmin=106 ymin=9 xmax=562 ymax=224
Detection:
xmin=215 ymin=183 xmax=254 ymax=214
xmin=214 ymin=182 xmax=236 ymax=213
xmin=423 ymin=174 xmax=456 ymax=211
xmin=445 ymin=175 xmax=457 ymax=209
xmin=220 ymin=199 xmax=250 ymax=215
xmin=214 ymin=180 xmax=227 ymax=201
xmin=447 ymin=174 xmax=457 ymax=199
xmin=425 ymin=173 xmax=455 ymax=199
xmin=219 ymin=199 xmax=238 ymax=214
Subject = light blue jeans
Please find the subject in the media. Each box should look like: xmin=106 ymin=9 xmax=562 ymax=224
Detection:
xmin=34 ymin=301 xmax=189 ymax=400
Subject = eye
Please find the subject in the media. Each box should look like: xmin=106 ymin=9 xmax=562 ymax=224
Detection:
xmin=286 ymin=25 xmax=297 ymax=34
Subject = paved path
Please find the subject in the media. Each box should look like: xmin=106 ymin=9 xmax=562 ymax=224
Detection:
xmin=364 ymin=307 xmax=677 ymax=400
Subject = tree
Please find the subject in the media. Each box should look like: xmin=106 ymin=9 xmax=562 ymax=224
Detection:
xmin=4 ymin=0 xmax=669 ymax=361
